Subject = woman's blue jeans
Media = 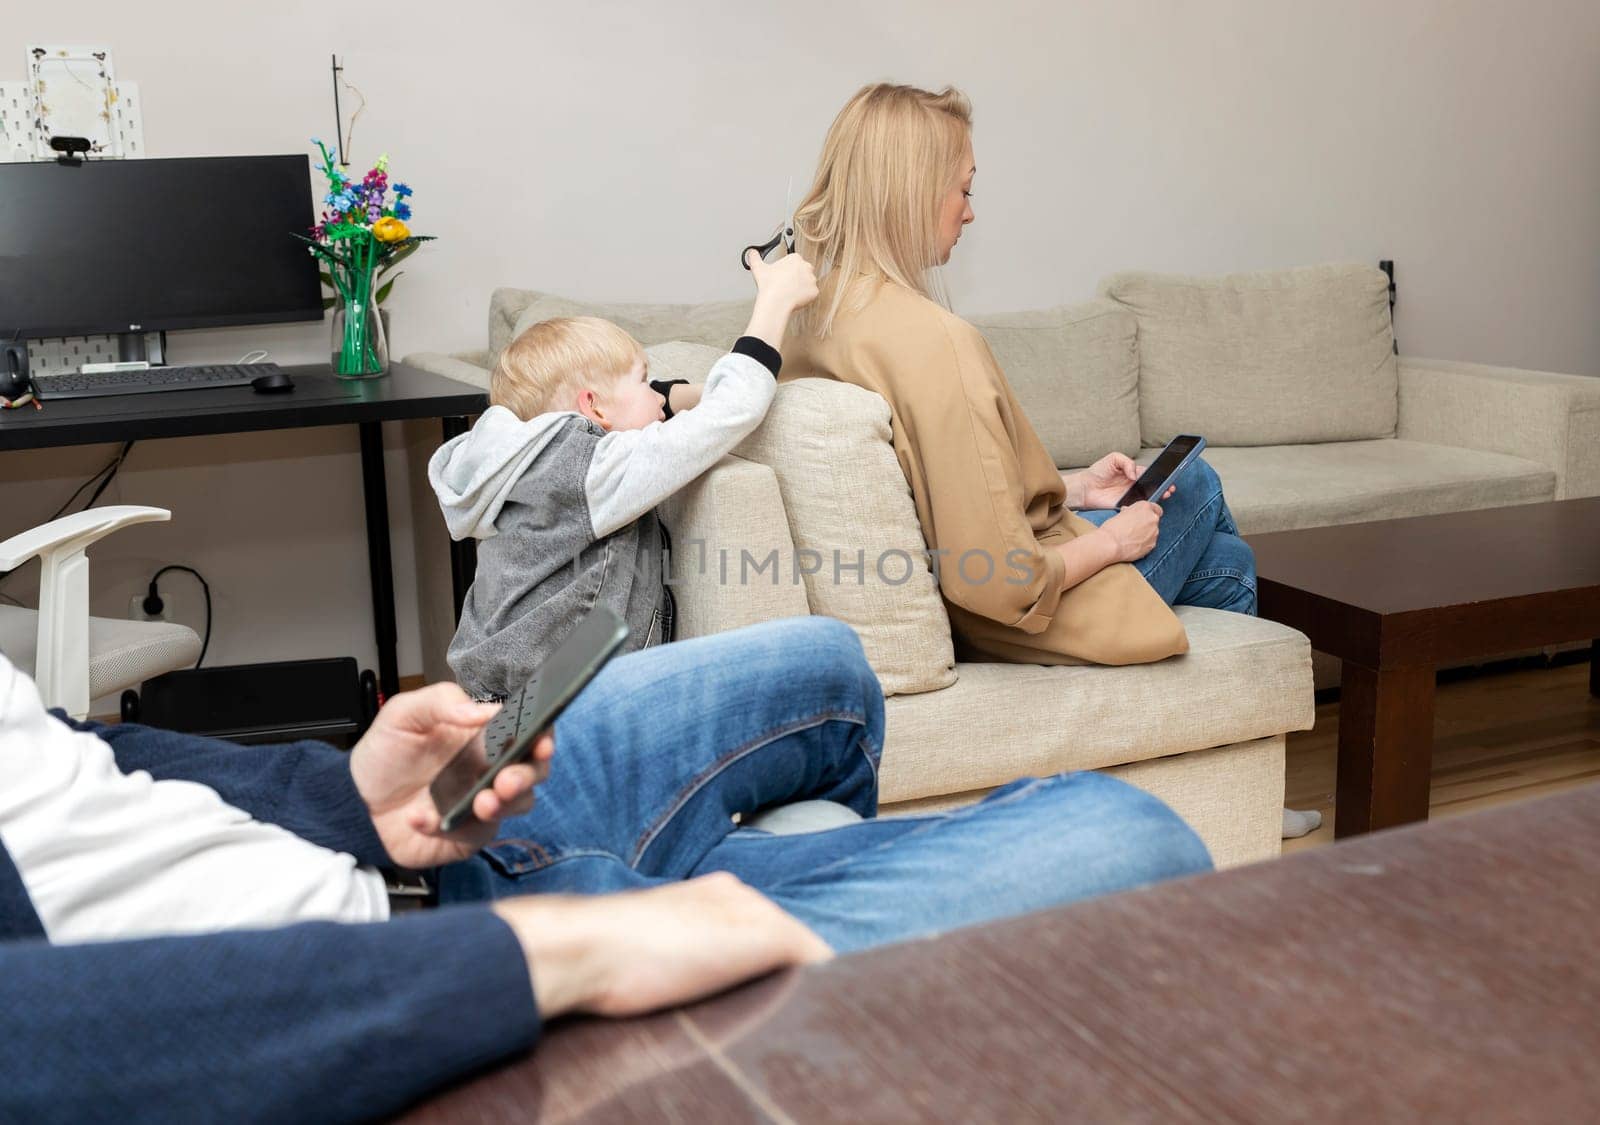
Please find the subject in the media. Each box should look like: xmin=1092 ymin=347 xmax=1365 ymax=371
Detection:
xmin=1078 ymin=457 xmax=1257 ymax=615
xmin=438 ymin=616 xmax=1212 ymax=953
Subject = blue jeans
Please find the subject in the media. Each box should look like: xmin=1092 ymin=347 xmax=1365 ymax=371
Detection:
xmin=438 ymin=617 xmax=1212 ymax=953
xmin=1078 ymin=457 xmax=1257 ymax=614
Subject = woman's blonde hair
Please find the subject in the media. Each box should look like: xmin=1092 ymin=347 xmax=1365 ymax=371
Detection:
xmin=794 ymin=83 xmax=972 ymax=336
xmin=490 ymin=316 xmax=643 ymax=420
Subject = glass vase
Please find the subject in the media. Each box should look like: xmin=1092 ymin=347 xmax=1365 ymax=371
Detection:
xmin=330 ymin=269 xmax=389 ymax=379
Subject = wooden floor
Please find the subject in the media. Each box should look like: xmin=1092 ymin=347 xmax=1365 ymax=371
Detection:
xmin=1283 ymin=661 xmax=1600 ymax=853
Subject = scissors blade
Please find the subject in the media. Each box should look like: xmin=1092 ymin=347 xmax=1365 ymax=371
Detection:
xmin=782 ymin=175 xmax=796 ymax=252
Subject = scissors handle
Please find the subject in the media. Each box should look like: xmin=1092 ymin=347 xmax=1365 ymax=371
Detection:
xmin=740 ymin=226 xmax=796 ymax=270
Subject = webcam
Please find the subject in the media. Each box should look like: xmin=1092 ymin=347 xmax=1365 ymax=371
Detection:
xmin=50 ymin=135 xmax=91 ymax=166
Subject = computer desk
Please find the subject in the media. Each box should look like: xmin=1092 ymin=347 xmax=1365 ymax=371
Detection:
xmin=0 ymin=362 xmax=487 ymax=699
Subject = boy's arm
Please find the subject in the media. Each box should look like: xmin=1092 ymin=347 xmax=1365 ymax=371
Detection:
xmin=650 ymin=379 xmax=704 ymax=416
xmin=586 ymin=254 xmax=814 ymax=537
xmin=585 ymin=338 xmax=781 ymax=538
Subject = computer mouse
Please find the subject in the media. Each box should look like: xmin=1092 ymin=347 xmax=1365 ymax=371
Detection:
xmin=251 ymin=370 xmax=296 ymax=394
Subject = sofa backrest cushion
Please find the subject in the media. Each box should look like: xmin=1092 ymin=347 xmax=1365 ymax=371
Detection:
xmin=1100 ymin=264 xmax=1398 ymax=447
xmin=735 ymin=379 xmax=958 ymax=697
xmin=969 ymin=299 xmax=1142 ymax=469
xmin=493 ymin=289 xmax=753 ymax=369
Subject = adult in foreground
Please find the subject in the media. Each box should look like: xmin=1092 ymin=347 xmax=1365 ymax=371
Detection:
xmin=782 ymin=83 xmax=1317 ymax=838
xmin=0 ymin=616 xmax=1209 ymax=1121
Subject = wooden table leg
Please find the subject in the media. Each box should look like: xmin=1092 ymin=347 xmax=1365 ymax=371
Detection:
xmin=1336 ymin=662 xmax=1437 ymax=838
xmin=1590 ymin=639 xmax=1598 ymax=698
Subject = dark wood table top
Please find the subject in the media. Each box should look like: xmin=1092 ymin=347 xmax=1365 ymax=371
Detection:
xmin=403 ymin=783 xmax=1600 ymax=1123
xmin=0 ymin=362 xmax=486 ymax=451
xmin=1247 ymin=497 xmax=1600 ymax=615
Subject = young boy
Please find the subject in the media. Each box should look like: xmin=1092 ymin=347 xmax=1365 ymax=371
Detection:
xmin=430 ymin=252 xmax=817 ymax=700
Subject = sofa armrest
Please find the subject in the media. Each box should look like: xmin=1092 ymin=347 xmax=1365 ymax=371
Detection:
xmin=1397 ymin=357 xmax=1600 ymax=499
xmin=401 ymin=351 xmax=492 ymax=390
xmin=659 ymin=455 xmax=811 ymax=639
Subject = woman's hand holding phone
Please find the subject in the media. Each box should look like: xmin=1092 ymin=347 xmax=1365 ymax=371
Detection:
xmin=1094 ymin=501 xmax=1163 ymax=563
xmin=1068 ymin=451 xmax=1176 ymax=511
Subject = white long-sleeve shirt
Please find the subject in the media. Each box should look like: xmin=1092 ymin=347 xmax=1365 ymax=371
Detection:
xmin=0 ymin=654 xmax=387 ymax=943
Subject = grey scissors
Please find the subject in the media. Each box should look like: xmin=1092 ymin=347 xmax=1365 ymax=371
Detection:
xmin=741 ymin=177 xmax=797 ymax=269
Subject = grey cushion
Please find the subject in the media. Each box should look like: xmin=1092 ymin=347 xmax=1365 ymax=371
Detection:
xmin=743 ymin=800 xmax=864 ymax=834
xmin=970 ymin=299 xmax=1141 ymax=468
xmin=1102 ymin=264 xmax=1398 ymax=447
xmin=1192 ymin=440 xmax=1557 ymax=535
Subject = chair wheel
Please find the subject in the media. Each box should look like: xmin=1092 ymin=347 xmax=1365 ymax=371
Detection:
xmin=120 ymin=690 xmax=141 ymax=723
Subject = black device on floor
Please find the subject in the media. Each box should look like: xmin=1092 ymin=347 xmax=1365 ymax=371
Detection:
xmin=1116 ymin=434 xmax=1207 ymax=508
xmin=135 ymin=657 xmax=377 ymax=745
xmin=32 ymin=363 xmax=290 ymax=401
xmin=430 ymin=607 xmax=629 ymax=833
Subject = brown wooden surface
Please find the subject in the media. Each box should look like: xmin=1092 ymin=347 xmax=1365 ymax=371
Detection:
xmin=1250 ymin=499 xmax=1600 ymax=836
xmin=402 ymin=783 xmax=1600 ymax=1124
xmin=1335 ymin=661 xmax=1436 ymax=836
xmin=1249 ymin=497 xmax=1600 ymax=615
xmin=1283 ymin=661 xmax=1600 ymax=854
xmin=1252 ymin=499 xmax=1600 ymax=668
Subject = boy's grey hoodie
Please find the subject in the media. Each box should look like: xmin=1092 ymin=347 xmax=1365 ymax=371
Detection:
xmin=430 ymin=340 xmax=780 ymax=698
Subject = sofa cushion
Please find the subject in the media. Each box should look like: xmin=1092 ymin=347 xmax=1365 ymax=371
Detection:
xmin=493 ymin=289 xmax=753 ymax=368
xmin=968 ymin=299 xmax=1141 ymax=468
xmin=877 ymin=606 xmax=1312 ymax=804
xmin=1191 ymin=439 xmax=1557 ymax=535
xmin=643 ymin=341 xmax=725 ymax=385
xmin=1101 ymin=264 xmax=1398 ymax=447
xmin=735 ymin=379 xmax=957 ymax=696
xmin=657 ymin=454 xmax=811 ymax=639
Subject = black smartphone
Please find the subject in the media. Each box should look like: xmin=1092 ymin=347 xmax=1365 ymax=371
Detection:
xmin=1116 ymin=435 xmax=1207 ymax=508
xmin=430 ymin=607 xmax=629 ymax=833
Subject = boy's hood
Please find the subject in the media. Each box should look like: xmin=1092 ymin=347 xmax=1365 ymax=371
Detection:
xmin=428 ymin=406 xmax=577 ymax=540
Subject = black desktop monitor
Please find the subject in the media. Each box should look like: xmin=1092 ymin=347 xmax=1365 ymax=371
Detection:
xmin=0 ymin=154 xmax=323 ymax=346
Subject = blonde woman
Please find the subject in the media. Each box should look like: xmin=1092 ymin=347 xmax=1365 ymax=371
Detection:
xmin=783 ymin=84 xmax=1318 ymax=838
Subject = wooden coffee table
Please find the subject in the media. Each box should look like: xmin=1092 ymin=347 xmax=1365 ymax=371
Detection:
xmin=402 ymin=783 xmax=1600 ymax=1122
xmin=1248 ymin=497 xmax=1600 ymax=838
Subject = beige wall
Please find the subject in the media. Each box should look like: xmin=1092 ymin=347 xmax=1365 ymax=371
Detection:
xmin=3 ymin=0 xmax=1597 ymax=692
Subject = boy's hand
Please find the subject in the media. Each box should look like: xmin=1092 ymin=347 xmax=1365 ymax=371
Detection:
xmin=743 ymin=252 xmax=818 ymax=350
xmin=746 ymin=251 xmax=819 ymax=312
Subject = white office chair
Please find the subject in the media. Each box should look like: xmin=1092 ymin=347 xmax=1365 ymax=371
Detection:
xmin=0 ymin=506 xmax=201 ymax=719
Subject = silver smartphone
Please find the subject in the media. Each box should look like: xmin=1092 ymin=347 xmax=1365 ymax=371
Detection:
xmin=429 ymin=607 xmax=629 ymax=833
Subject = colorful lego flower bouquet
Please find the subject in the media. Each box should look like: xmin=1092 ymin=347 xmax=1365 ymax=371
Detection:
xmin=294 ymin=139 xmax=434 ymax=377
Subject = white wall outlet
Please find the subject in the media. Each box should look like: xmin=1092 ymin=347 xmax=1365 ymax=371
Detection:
xmin=128 ymin=593 xmax=168 ymax=623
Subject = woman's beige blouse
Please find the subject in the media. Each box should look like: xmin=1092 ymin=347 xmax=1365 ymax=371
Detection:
xmin=783 ymin=281 xmax=1187 ymax=666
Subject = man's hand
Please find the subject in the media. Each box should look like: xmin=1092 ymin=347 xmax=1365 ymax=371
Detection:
xmin=492 ymin=873 xmax=833 ymax=1019
xmin=1068 ymin=452 xmax=1175 ymax=511
xmin=349 ymin=683 xmax=553 ymax=868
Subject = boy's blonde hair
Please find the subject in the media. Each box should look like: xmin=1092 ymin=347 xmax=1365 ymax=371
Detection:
xmin=490 ymin=316 xmax=644 ymax=420
xmin=794 ymin=83 xmax=973 ymax=336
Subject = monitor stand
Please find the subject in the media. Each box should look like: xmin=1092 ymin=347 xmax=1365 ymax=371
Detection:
xmin=113 ymin=330 xmax=165 ymax=365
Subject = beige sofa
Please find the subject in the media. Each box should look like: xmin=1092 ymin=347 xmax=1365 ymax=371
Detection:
xmin=403 ymin=264 xmax=1600 ymax=868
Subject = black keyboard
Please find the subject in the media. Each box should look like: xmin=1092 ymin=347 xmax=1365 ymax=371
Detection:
xmin=33 ymin=363 xmax=284 ymax=400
